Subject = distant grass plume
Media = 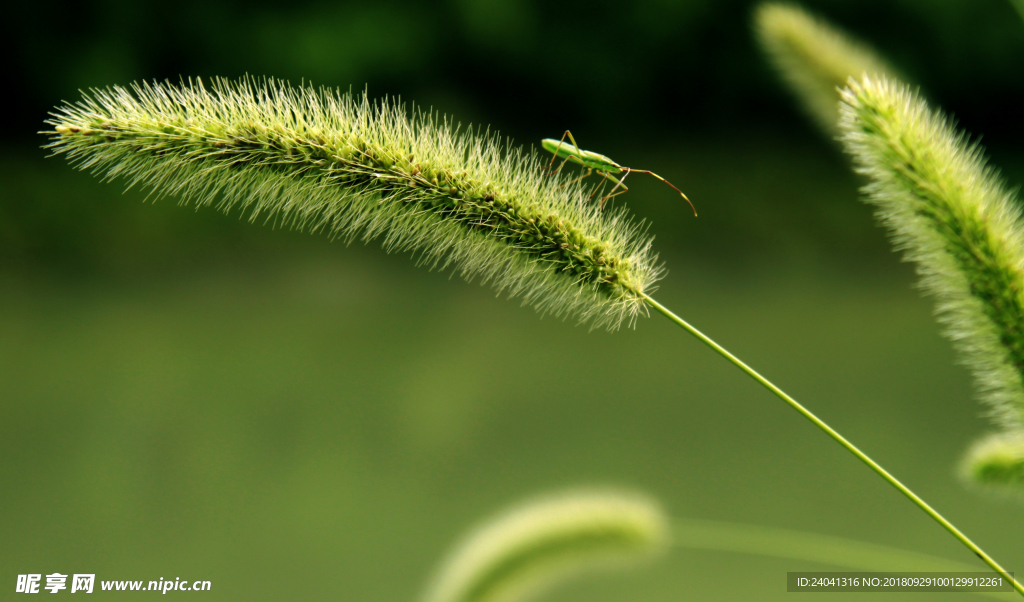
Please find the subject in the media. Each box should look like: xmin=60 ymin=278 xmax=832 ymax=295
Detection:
xmin=962 ymin=432 xmax=1024 ymax=489
xmin=420 ymin=489 xmax=667 ymax=602
xmin=756 ymin=3 xmax=895 ymax=136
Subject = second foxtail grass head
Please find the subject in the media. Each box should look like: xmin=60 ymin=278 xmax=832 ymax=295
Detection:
xmin=755 ymin=3 xmax=896 ymax=137
xmin=758 ymin=4 xmax=1024 ymax=493
xmin=43 ymin=77 xmax=664 ymax=330
xmin=839 ymin=74 xmax=1024 ymax=445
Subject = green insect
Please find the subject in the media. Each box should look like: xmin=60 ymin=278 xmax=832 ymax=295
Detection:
xmin=541 ymin=130 xmax=696 ymax=215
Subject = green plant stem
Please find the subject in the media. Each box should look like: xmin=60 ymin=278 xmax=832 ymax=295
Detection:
xmin=641 ymin=293 xmax=1023 ymax=597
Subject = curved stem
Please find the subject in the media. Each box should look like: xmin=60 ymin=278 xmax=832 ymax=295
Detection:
xmin=641 ymin=293 xmax=1022 ymax=597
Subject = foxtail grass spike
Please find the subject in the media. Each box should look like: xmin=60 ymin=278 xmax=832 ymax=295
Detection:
xmin=838 ymin=75 xmax=1024 ymax=433
xmin=962 ymin=432 xmax=1024 ymax=490
xmin=420 ymin=490 xmax=668 ymax=602
xmin=755 ymin=3 xmax=896 ymax=136
xmin=43 ymin=77 xmax=663 ymax=330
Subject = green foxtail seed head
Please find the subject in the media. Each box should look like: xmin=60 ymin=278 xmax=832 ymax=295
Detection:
xmin=839 ymin=75 xmax=1024 ymax=433
xmin=961 ymin=432 xmax=1024 ymax=490
xmin=43 ymin=78 xmax=664 ymax=329
xmin=755 ymin=3 xmax=895 ymax=136
xmin=420 ymin=489 xmax=668 ymax=602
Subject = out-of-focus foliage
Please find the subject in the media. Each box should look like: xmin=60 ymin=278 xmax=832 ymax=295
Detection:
xmin=9 ymin=0 xmax=1024 ymax=145
xmin=421 ymin=490 xmax=667 ymax=602
xmin=756 ymin=3 xmax=895 ymax=136
xmin=962 ymin=432 xmax=1024 ymax=489
xmin=6 ymin=0 xmax=1024 ymax=276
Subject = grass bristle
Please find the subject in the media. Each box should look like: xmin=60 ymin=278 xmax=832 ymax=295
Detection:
xmin=43 ymin=77 xmax=664 ymax=330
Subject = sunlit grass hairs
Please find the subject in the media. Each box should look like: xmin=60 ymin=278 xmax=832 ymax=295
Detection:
xmin=43 ymin=77 xmax=663 ymax=329
xmin=839 ymin=75 xmax=1024 ymax=438
xmin=760 ymin=5 xmax=1024 ymax=493
xmin=755 ymin=3 xmax=895 ymax=136
xmin=420 ymin=489 xmax=667 ymax=602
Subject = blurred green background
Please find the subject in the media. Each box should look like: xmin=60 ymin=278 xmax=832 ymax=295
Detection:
xmin=4 ymin=0 xmax=1024 ymax=599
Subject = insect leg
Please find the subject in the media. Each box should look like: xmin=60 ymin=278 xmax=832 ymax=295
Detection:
xmin=557 ymin=168 xmax=595 ymax=190
xmin=544 ymin=130 xmax=573 ymax=175
xmin=598 ymin=169 xmax=632 ymax=210
xmin=588 ymin=178 xmax=611 ymax=201
xmin=543 ymin=130 xmax=587 ymax=176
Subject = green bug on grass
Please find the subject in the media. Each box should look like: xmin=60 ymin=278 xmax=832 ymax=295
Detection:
xmin=541 ymin=130 xmax=696 ymax=215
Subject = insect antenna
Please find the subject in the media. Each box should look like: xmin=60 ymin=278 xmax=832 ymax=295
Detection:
xmin=627 ymin=169 xmax=697 ymax=216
